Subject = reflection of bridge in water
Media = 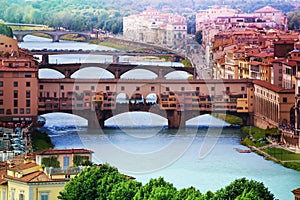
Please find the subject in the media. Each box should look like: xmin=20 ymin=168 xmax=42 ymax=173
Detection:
xmin=38 ymin=77 xmax=254 ymax=128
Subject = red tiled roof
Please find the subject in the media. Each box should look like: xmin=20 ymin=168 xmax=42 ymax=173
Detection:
xmin=249 ymin=61 xmax=261 ymax=66
xmin=283 ymin=60 xmax=297 ymax=67
xmin=253 ymin=79 xmax=294 ymax=93
xmin=5 ymin=171 xmax=68 ymax=183
xmin=9 ymin=162 xmax=38 ymax=171
xmin=292 ymin=188 xmax=300 ymax=195
xmin=36 ymin=148 xmax=93 ymax=155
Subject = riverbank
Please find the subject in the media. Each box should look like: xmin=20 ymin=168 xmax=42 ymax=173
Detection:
xmin=30 ymin=129 xmax=54 ymax=152
xmin=241 ymin=126 xmax=300 ymax=171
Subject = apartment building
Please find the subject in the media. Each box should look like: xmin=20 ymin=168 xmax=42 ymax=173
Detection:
xmin=0 ymin=35 xmax=38 ymax=125
xmin=123 ymin=9 xmax=187 ymax=48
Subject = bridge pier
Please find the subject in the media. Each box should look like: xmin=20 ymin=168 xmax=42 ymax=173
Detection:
xmin=15 ymin=34 xmax=24 ymax=42
xmin=241 ymin=112 xmax=254 ymax=126
xmin=167 ymin=110 xmax=184 ymax=129
xmin=52 ymin=35 xmax=59 ymax=42
xmin=113 ymin=55 xmax=119 ymax=64
xmin=41 ymin=55 xmax=49 ymax=65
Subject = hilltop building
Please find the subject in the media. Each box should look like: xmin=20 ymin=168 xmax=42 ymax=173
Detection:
xmin=123 ymin=9 xmax=187 ymax=48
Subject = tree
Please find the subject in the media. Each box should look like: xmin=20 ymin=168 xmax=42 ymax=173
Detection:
xmin=58 ymin=164 xmax=140 ymax=200
xmin=195 ymin=30 xmax=203 ymax=45
xmin=212 ymin=178 xmax=274 ymax=200
xmin=0 ymin=24 xmax=13 ymax=38
xmin=133 ymin=177 xmax=178 ymax=200
xmin=175 ymin=186 xmax=202 ymax=200
xmin=288 ymin=11 xmax=300 ymax=30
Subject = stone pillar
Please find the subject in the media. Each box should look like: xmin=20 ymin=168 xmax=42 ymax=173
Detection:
xmin=167 ymin=110 xmax=184 ymax=128
xmin=16 ymin=34 xmax=24 ymax=42
xmin=113 ymin=55 xmax=119 ymax=64
xmin=52 ymin=35 xmax=60 ymax=42
xmin=41 ymin=55 xmax=49 ymax=65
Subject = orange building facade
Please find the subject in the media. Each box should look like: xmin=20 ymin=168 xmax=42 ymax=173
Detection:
xmin=0 ymin=35 xmax=39 ymax=126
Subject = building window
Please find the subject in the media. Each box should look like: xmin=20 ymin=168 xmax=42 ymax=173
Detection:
xmin=283 ymin=97 xmax=287 ymax=103
xmin=62 ymin=92 xmax=65 ymax=98
xmin=196 ymin=87 xmax=200 ymax=91
xmin=0 ymin=100 xmax=3 ymax=105
xmin=26 ymin=91 xmax=30 ymax=98
xmin=226 ymin=87 xmax=230 ymax=91
xmin=181 ymin=87 xmax=185 ymax=91
xmin=25 ymin=74 xmax=32 ymax=78
xmin=26 ymin=100 xmax=30 ymax=107
xmin=0 ymin=109 xmax=4 ymax=114
xmin=60 ymin=85 xmax=64 ymax=90
xmin=47 ymin=92 xmax=50 ymax=98
xmin=75 ymin=86 xmax=79 ymax=90
xmin=14 ymin=90 xmax=18 ymax=98
xmin=26 ymin=108 xmax=30 ymax=114
xmin=166 ymin=87 xmax=170 ymax=91
xmin=136 ymin=86 xmax=140 ymax=91
xmin=40 ymin=192 xmax=49 ymax=200
xmin=54 ymin=92 xmax=57 ymax=98
xmin=14 ymin=100 xmax=18 ymax=107
xmin=63 ymin=156 xmax=70 ymax=169
xmin=13 ymin=109 xmax=18 ymax=114
xmin=106 ymin=86 xmax=110 ymax=91
xmin=121 ymin=86 xmax=125 ymax=91
xmin=211 ymin=87 xmax=215 ymax=91
xmin=241 ymin=87 xmax=245 ymax=91
xmin=0 ymin=90 xmax=3 ymax=96
xmin=19 ymin=190 xmax=24 ymax=200
xmin=14 ymin=82 xmax=18 ymax=87
xmin=91 ymin=86 xmax=95 ymax=91
xmin=40 ymin=85 xmax=44 ymax=90
xmin=26 ymin=82 xmax=30 ymax=87
xmin=20 ymin=108 xmax=24 ymax=114
xmin=151 ymin=86 xmax=155 ymax=91
xmin=0 ymin=82 xmax=3 ymax=87
xmin=10 ymin=188 xmax=15 ymax=200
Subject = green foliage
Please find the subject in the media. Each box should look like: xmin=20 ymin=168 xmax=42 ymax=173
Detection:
xmin=58 ymin=164 xmax=274 ymax=200
xmin=288 ymin=11 xmax=300 ymax=30
xmin=31 ymin=130 xmax=54 ymax=151
xmin=283 ymin=162 xmax=300 ymax=171
xmin=73 ymin=155 xmax=89 ymax=166
xmin=182 ymin=58 xmax=192 ymax=68
xmin=195 ymin=30 xmax=202 ymax=45
xmin=0 ymin=23 xmax=13 ymax=37
xmin=212 ymin=113 xmax=242 ymax=125
xmin=212 ymin=178 xmax=274 ymax=200
xmin=41 ymin=156 xmax=60 ymax=168
xmin=58 ymin=164 xmax=139 ymax=200
xmin=133 ymin=177 xmax=177 ymax=200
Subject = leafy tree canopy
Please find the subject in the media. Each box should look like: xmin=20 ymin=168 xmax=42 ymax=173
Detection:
xmin=0 ymin=23 xmax=13 ymax=38
xmin=58 ymin=164 xmax=275 ymax=200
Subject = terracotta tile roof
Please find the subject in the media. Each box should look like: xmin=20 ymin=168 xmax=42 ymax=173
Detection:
xmin=9 ymin=162 xmax=38 ymax=171
xmin=253 ymin=79 xmax=294 ymax=93
xmin=292 ymin=188 xmax=300 ymax=195
xmin=36 ymin=148 xmax=93 ymax=156
xmin=283 ymin=60 xmax=297 ymax=67
xmin=249 ymin=61 xmax=261 ymax=66
xmin=5 ymin=171 xmax=68 ymax=183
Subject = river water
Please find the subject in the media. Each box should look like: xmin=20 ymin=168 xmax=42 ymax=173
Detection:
xmin=20 ymin=35 xmax=300 ymax=199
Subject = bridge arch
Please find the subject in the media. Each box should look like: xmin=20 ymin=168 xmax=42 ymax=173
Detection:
xmin=39 ymin=69 xmax=65 ymax=79
xmin=57 ymin=32 xmax=91 ymax=41
xmin=40 ymin=112 xmax=88 ymax=127
xmin=105 ymin=111 xmax=168 ymax=128
xmin=164 ymin=71 xmax=192 ymax=80
xmin=70 ymin=67 xmax=114 ymax=79
xmin=120 ymin=69 xmax=158 ymax=79
xmin=116 ymin=93 xmax=129 ymax=104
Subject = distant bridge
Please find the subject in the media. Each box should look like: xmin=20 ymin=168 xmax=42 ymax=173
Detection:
xmin=13 ymin=30 xmax=91 ymax=42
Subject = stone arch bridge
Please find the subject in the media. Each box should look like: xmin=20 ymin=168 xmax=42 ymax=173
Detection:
xmin=38 ymin=78 xmax=254 ymax=128
xmin=13 ymin=30 xmax=91 ymax=42
xmin=39 ymin=63 xmax=196 ymax=79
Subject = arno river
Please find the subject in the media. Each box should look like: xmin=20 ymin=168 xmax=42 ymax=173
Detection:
xmin=20 ymin=35 xmax=300 ymax=199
